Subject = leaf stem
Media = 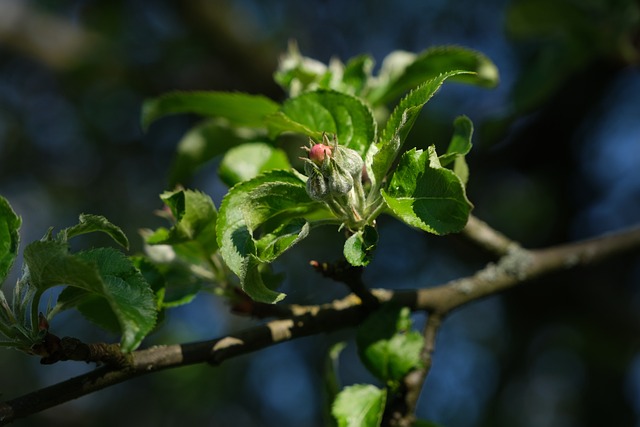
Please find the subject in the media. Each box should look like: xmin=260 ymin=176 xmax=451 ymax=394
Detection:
xmin=29 ymin=290 xmax=42 ymax=338
xmin=352 ymin=175 xmax=367 ymax=217
xmin=365 ymin=194 xmax=387 ymax=223
xmin=309 ymin=219 xmax=342 ymax=229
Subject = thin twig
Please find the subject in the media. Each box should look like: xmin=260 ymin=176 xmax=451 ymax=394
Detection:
xmin=310 ymin=259 xmax=379 ymax=310
xmin=461 ymin=215 xmax=519 ymax=257
xmin=383 ymin=312 xmax=443 ymax=427
xmin=402 ymin=313 xmax=443 ymax=426
xmin=31 ymin=334 xmax=131 ymax=367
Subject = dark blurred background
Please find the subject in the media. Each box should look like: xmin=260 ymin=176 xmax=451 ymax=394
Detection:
xmin=1 ymin=0 xmax=639 ymax=426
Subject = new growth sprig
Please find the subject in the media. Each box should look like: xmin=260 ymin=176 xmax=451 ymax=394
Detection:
xmin=139 ymin=44 xmax=497 ymax=303
xmin=302 ymin=133 xmax=373 ymax=231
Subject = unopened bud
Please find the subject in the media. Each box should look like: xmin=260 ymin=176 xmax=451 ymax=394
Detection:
xmin=306 ymin=170 xmax=330 ymax=201
xmin=309 ymin=143 xmax=332 ymax=165
xmin=302 ymin=134 xmax=366 ymax=222
xmin=325 ymin=160 xmax=353 ymax=196
xmin=335 ymin=145 xmax=364 ymax=179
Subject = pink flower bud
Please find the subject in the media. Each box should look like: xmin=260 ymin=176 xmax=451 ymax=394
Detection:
xmin=309 ymin=143 xmax=332 ymax=165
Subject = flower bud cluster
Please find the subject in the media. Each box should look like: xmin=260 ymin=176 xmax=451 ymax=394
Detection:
xmin=302 ymin=134 xmax=366 ymax=228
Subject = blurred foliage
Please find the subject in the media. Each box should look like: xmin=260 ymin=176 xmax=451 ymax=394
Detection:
xmin=506 ymin=0 xmax=640 ymax=112
xmin=0 ymin=0 xmax=639 ymax=426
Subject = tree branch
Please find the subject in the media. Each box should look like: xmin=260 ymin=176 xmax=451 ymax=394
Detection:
xmin=461 ymin=215 xmax=518 ymax=257
xmin=310 ymin=260 xmax=380 ymax=310
xmin=1 ymin=224 xmax=639 ymax=424
xmin=405 ymin=225 xmax=640 ymax=315
xmin=0 ymin=295 xmax=369 ymax=425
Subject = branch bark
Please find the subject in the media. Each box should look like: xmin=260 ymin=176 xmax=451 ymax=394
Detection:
xmin=1 ymin=223 xmax=639 ymax=425
xmin=461 ymin=215 xmax=518 ymax=257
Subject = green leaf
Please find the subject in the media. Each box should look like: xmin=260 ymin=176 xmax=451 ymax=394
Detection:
xmin=59 ymin=214 xmax=129 ymax=249
xmin=332 ymin=384 xmax=386 ymax=427
xmin=0 ymin=195 xmax=21 ymax=284
xmin=26 ymin=242 xmax=156 ymax=351
xmin=439 ymin=115 xmax=474 ymax=185
xmin=56 ymin=248 xmax=156 ymax=351
xmin=218 ymin=142 xmax=291 ymax=187
xmin=217 ymin=170 xmax=321 ymax=303
xmin=263 ymin=111 xmax=319 ymax=139
xmin=381 ymin=147 xmax=472 ymax=235
xmin=130 ymin=256 xmax=165 ymax=296
xmin=324 ymin=341 xmax=348 ymax=418
xmin=266 ymin=89 xmax=377 ymax=157
xmin=273 ymin=41 xmax=376 ymax=97
xmin=146 ymin=189 xmax=218 ymax=255
xmin=133 ymin=254 xmax=203 ymax=309
xmin=25 ymin=240 xmax=106 ymax=294
xmin=368 ymin=46 xmax=499 ymax=105
xmin=452 ymin=154 xmax=470 ymax=187
xmin=356 ymin=304 xmax=424 ymax=384
xmin=254 ymin=217 xmax=310 ymax=262
xmin=274 ymin=41 xmax=332 ymax=96
xmin=141 ymin=91 xmax=280 ymax=130
xmin=439 ymin=115 xmax=473 ymax=165
xmin=275 ymin=44 xmax=373 ymax=97
xmin=57 ymin=287 xmax=121 ymax=333
xmin=342 ymin=54 xmax=375 ymax=95
xmin=343 ymin=225 xmax=378 ymax=267
xmin=168 ymin=119 xmax=253 ymax=187
xmin=370 ymin=70 xmax=474 ymax=187
xmin=81 ymin=249 xmax=156 ymax=351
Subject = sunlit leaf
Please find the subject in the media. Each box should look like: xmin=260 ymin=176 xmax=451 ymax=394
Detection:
xmin=356 ymin=304 xmax=424 ymax=384
xmin=332 ymin=384 xmax=386 ymax=427
xmin=343 ymin=225 xmax=378 ymax=267
xmin=381 ymin=147 xmax=472 ymax=235
xmin=370 ymin=70 xmax=474 ymax=187
xmin=368 ymin=46 xmax=499 ymax=105
xmin=439 ymin=115 xmax=474 ymax=185
xmin=254 ymin=217 xmax=310 ymax=262
xmin=141 ymin=91 xmax=279 ymax=130
xmin=146 ymin=189 xmax=217 ymax=255
xmin=266 ymin=89 xmax=376 ymax=157
xmin=26 ymin=242 xmax=156 ymax=352
xmin=218 ymin=142 xmax=291 ymax=187
xmin=59 ymin=214 xmax=129 ymax=249
xmin=439 ymin=115 xmax=473 ymax=165
xmin=217 ymin=170 xmax=321 ymax=303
